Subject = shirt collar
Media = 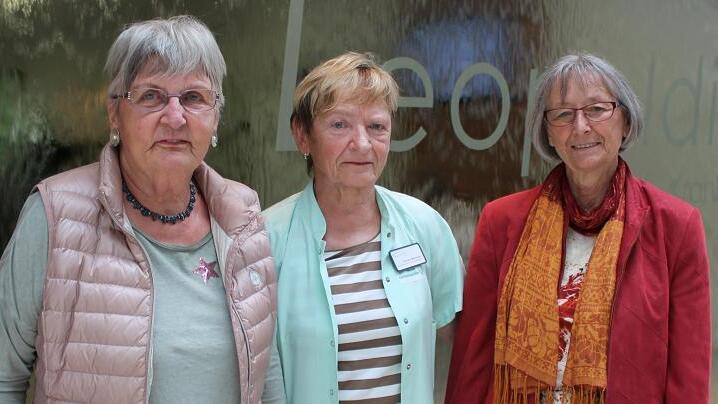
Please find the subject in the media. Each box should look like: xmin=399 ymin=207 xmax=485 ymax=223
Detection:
xmin=295 ymin=180 xmax=397 ymax=243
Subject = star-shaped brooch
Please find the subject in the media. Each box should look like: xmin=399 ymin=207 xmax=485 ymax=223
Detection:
xmin=193 ymin=257 xmax=219 ymax=284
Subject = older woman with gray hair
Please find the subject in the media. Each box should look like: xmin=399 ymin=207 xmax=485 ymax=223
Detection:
xmin=447 ymin=53 xmax=710 ymax=403
xmin=0 ymin=16 xmax=283 ymax=403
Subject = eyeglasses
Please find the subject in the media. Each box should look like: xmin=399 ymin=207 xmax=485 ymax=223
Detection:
xmin=112 ymin=87 xmax=220 ymax=113
xmin=544 ymin=101 xmax=619 ymax=127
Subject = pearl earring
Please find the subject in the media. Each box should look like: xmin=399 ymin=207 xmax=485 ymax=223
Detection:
xmin=109 ymin=128 xmax=120 ymax=147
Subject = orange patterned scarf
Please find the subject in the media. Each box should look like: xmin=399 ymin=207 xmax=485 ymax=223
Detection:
xmin=493 ymin=161 xmax=626 ymax=403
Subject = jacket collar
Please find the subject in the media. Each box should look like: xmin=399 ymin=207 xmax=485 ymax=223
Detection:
xmin=294 ymin=180 xmax=396 ymax=245
xmin=616 ymin=169 xmax=650 ymax=277
xmin=296 ymin=180 xmax=328 ymax=245
xmin=375 ymin=186 xmax=397 ymax=237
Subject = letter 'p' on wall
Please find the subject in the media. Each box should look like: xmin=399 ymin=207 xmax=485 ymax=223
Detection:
xmin=275 ymin=0 xmax=533 ymax=176
xmin=450 ymin=63 xmax=510 ymax=151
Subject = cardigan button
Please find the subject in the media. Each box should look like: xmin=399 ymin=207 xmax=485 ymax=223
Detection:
xmin=407 ymin=363 xmax=412 ymax=370
xmin=330 ymin=339 xmax=335 ymax=347
xmin=385 ymin=277 xmax=391 ymax=283
xmin=403 ymin=318 xmax=409 ymax=324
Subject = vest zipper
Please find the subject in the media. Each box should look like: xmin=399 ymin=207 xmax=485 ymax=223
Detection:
xmin=118 ymin=232 xmax=155 ymax=404
xmin=100 ymin=191 xmax=156 ymax=404
xmin=224 ymin=236 xmax=252 ymax=403
xmin=232 ymin=294 xmax=252 ymax=403
xmin=134 ymin=239 xmax=155 ymax=404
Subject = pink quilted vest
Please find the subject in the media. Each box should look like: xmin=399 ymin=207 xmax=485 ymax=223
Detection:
xmin=33 ymin=145 xmax=276 ymax=403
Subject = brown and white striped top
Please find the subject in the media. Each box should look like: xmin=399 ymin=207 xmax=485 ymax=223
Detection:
xmin=324 ymin=234 xmax=403 ymax=404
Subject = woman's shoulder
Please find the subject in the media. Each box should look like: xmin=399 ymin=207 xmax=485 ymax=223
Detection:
xmin=262 ymin=192 xmax=302 ymax=228
xmin=375 ymin=186 xmax=445 ymax=224
xmin=482 ymin=186 xmax=542 ymax=219
xmin=38 ymin=162 xmax=101 ymax=192
xmin=629 ymin=176 xmax=699 ymax=221
xmin=195 ymin=163 xmax=261 ymax=211
xmin=261 ymin=192 xmax=303 ymax=263
xmin=216 ymin=177 xmax=261 ymax=210
xmin=376 ymin=186 xmax=433 ymax=209
xmin=17 ymin=192 xmax=48 ymax=229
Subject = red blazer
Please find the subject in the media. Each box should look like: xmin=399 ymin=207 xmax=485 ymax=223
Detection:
xmin=446 ymin=175 xmax=711 ymax=403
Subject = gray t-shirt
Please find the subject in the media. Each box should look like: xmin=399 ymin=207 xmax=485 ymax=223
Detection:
xmin=0 ymin=193 xmax=285 ymax=403
xmin=134 ymin=226 xmax=242 ymax=404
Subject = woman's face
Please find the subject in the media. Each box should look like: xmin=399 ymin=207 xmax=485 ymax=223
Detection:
xmin=294 ymin=97 xmax=392 ymax=191
xmin=545 ymin=76 xmax=627 ymax=178
xmin=108 ymin=66 xmax=219 ymax=180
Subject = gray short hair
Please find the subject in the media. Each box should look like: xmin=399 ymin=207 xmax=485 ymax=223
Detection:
xmin=105 ymin=15 xmax=227 ymax=109
xmin=528 ymin=53 xmax=644 ymax=162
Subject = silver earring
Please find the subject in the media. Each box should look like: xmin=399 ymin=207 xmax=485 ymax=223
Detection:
xmin=109 ymin=128 xmax=120 ymax=147
xmin=303 ymin=153 xmax=309 ymax=160
xmin=211 ymin=133 xmax=218 ymax=148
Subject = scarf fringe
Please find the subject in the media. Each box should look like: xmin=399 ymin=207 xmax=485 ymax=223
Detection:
xmin=494 ymin=364 xmax=606 ymax=404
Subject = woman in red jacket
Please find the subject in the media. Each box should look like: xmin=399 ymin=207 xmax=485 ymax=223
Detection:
xmin=446 ymin=53 xmax=711 ymax=404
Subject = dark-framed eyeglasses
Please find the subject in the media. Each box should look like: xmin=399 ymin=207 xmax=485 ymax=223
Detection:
xmin=111 ymin=87 xmax=220 ymax=113
xmin=544 ymin=101 xmax=619 ymax=127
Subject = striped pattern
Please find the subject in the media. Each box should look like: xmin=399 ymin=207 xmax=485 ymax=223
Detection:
xmin=325 ymin=235 xmax=402 ymax=403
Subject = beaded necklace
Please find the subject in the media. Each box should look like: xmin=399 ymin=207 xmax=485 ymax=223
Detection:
xmin=122 ymin=180 xmax=196 ymax=224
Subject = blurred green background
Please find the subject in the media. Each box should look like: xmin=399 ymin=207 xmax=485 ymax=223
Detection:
xmin=1 ymin=0 xmax=716 ymax=402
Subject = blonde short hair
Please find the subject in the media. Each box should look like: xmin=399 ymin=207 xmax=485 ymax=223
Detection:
xmin=291 ymin=51 xmax=399 ymax=134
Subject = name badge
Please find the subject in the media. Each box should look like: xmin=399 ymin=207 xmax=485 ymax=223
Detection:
xmin=389 ymin=243 xmax=427 ymax=272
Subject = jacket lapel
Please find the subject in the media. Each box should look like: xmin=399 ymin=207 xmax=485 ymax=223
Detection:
xmin=615 ymin=174 xmax=649 ymax=280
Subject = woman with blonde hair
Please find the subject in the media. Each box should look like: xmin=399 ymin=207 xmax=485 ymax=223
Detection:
xmin=264 ymin=51 xmax=464 ymax=403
